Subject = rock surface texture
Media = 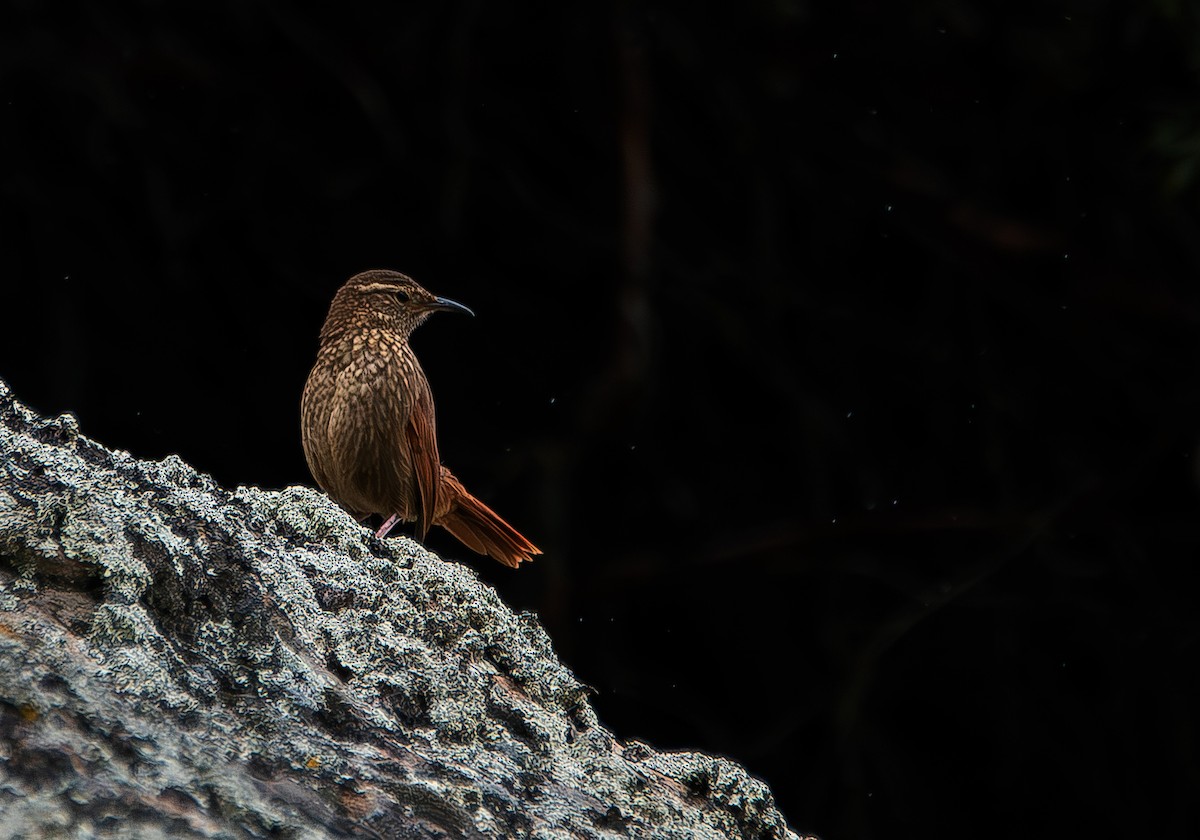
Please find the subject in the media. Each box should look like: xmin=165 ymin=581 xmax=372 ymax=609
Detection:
xmin=0 ymin=378 xmax=803 ymax=839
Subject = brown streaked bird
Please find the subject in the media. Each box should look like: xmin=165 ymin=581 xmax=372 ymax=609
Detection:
xmin=301 ymin=269 xmax=540 ymax=568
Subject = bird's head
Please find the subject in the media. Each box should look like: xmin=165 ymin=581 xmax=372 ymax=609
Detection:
xmin=321 ymin=269 xmax=474 ymax=341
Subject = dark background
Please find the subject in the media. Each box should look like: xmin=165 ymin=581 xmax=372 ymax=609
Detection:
xmin=3 ymin=1 xmax=1199 ymax=837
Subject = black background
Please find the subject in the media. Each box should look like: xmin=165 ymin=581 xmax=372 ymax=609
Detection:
xmin=3 ymin=2 xmax=1200 ymax=837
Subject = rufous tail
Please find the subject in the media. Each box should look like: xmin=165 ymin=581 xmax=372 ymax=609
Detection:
xmin=436 ymin=469 xmax=541 ymax=568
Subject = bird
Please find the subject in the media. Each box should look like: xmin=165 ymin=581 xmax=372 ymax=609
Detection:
xmin=301 ymin=269 xmax=540 ymax=568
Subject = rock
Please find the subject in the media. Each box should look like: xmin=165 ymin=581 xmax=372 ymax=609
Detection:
xmin=0 ymin=377 xmax=805 ymax=839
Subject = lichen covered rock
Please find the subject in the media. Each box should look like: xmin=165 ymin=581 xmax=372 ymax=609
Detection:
xmin=0 ymin=377 xmax=803 ymax=839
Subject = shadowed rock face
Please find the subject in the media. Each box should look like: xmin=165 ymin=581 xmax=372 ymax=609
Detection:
xmin=0 ymin=378 xmax=803 ymax=840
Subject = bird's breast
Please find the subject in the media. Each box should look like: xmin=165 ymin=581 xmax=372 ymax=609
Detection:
xmin=329 ymin=330 xmax=425 ymax=427
xmin=304 ymin=328 xmax=432 ymax=511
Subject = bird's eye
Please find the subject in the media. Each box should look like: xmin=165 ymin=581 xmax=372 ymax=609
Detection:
xmin=394 ymin=291 xmax=410 ymax=303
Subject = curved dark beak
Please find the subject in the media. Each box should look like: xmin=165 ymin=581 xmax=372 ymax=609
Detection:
xmin=431 ymin=296 xmax=475 ymax=317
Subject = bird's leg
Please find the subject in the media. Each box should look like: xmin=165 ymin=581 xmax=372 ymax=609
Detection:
xmin=376 ymin=513 xmax=402 ymax=539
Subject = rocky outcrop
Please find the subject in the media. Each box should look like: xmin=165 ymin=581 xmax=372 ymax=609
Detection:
xmin=0 ymin=378 xmax=802 ymax=839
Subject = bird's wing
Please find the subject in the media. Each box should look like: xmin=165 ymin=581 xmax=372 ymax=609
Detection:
xmin=403 ymin=381 xmax=440 ymax=540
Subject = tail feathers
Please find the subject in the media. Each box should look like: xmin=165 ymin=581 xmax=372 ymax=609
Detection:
xmin=436 ymin=471 xmax=541 ymax=568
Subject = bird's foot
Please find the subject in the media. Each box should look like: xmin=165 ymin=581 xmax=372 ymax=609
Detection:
xmin=376 ymin=513 xmax=402 ymax=539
